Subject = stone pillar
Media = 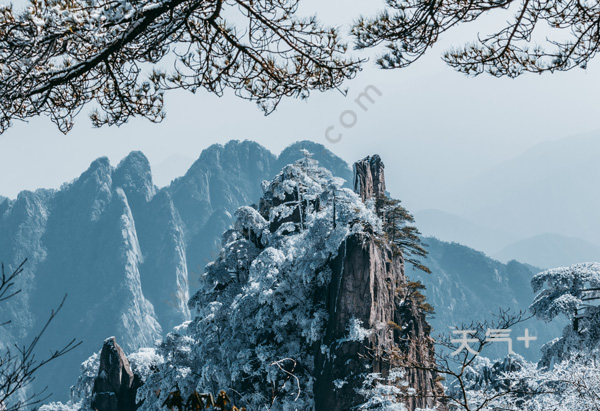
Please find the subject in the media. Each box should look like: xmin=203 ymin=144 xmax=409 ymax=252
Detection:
xmin=353 ymin=155 xmax=386 ymax=202
xmin=91 ymin=337 xmax=142 ymax=411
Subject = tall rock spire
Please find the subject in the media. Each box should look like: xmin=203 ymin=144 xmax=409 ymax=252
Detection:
xmin=353 ymin=154 xmax=386 ymax=202
xmin=316 ymin=155 xmax=445 ymax=410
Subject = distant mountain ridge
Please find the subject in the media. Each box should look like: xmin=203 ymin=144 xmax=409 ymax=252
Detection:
xmin=494 ymin=233 xmax=600 ymax=269
xmin=415 ymin=209 xmax=600 ymax=269
xmin=414 ymin=209 xmax=518 ymax=254
xmin=450 ymin=132 xmax=600 ymax=246
xmin=413 ymin=237 xmax=565 ymax=361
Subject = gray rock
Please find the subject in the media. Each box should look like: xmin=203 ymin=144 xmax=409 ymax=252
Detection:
xmin=91 ymin=337 xmax=142 ymax=411
xmin=315 ymin=156 xmax=445 ymax=410
xmin=353 ymin=154 xmax=386 ymax=203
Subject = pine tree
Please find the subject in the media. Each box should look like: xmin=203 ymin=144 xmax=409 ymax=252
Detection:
xmin=380 ymin=196 xmax=430 ymax=274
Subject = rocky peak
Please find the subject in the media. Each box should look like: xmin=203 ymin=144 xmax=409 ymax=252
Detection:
xmin=91 ymin=337 xmax=143 ymax=411
xmin=79 ymin=157 xmax=113 ymax=186
xmin=315 ymin=155 xmax=444 ymax=410
xmin=353 ymin=154 xmax=386 ymax=202
xmin=113 ymin=151 xmax=156 ymax=203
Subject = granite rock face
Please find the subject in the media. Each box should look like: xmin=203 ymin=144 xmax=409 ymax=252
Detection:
xmin=91 ymin=337 xmax=142 ymax=411
xmin=315 ymin=156 xmax=444 ymax=410
xmin=353 ymin=154 xmax=386 ymax=203
xmin=0 ymin=140 xmax=350 ymax=402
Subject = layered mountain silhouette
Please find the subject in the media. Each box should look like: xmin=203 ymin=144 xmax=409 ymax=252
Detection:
xmin=448 ymin=132 xmax=600 ymax=246
xmin=412 ymin=238 xmax=565 ymax=360
xmin=494 ymin=233 xmax=600 ymax=269
xmin=0 ymin=140 xmax=563 ymax=401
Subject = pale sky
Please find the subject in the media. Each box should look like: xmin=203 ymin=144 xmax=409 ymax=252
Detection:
xmin=1 ymin=0 xmax=599 ymax=218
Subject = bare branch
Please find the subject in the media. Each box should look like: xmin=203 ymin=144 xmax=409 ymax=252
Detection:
xmin=0 ymin=260 xmax=81 ymax=410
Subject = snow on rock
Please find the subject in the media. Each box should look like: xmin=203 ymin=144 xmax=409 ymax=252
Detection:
xmin=1 ymin=140 xmax=356 ymax=405
xmin=355 ymin=369 xmax=410 ymax=411
xmin=0 ymin=152 xmax=177 ymax=403
xmin=90 ymin=337 xmax=143 ymax=411
xmin=40 ymin=352 xmax=100 ymax=411
xmin=135 ymin=154 xmax=362 ymax=410
xmin=110 ymin=154 xmax=443 ymax=411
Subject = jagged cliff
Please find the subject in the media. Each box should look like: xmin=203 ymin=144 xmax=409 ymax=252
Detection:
xmin=3 ymin=140 xmax=551 ymax=407
xmin=65 ymin=153 xmax=444 ymax=411
xmin=90 ymin=337 xmax=143 ymax=411
xmin=0 ymin=140 xmax=351 ymax=402
xmin=315 ymin=156 xmax=443 ymax=410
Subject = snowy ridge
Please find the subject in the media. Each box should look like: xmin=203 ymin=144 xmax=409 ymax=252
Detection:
xmin=0 ymin=140 xmax=353 ymax=403
xmin=0 ymin=152 xmax=185 ymax=402
xmin=112 ymin=188 xmax=162 ymax=349
xmin=113 ymin=154 xmax=382 ymax=410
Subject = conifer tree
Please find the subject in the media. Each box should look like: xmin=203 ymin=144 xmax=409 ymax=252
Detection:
xmin=380 ymin=196 xmax=430 ymax=274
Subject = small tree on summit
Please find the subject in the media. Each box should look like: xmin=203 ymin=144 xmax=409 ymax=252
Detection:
xmin=381 ymin=196 xmax=431 ymax=274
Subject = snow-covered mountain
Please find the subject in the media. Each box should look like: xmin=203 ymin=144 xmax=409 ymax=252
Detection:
xmin=44 ymin=153 xmax=445 ymax=411
xmin=1 ymin=139 xmax=566 ymax=404
xmin=0 ymin=154 xmax=176 ymax=401
xmin=0 ymin=140 xmax=352 ymax=402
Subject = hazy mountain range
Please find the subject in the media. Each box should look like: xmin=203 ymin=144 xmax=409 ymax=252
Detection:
xmin=0 ymin=140 xmax=570 ymax=401
xmin=411 ymin=132 xmax=600 ymax=269
xmin=494 ymin=233 xmax=600 ymax=269
xmin=412 ymin=238 xmax=565 ymax=360
xmin=466 ymin=132 xmax=600 ymax=244
xmin=416 ymin=209 xmax=600 ymax=269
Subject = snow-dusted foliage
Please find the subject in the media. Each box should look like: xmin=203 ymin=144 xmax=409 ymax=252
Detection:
xmin=39 ymin=352 xmax=100 ymax=411
xmin=531 ymin=262 xmax=600 ymax=322
xmin=354 ymin=369 xmax=410 ymax=410
xmin=530 ymin=262 xmax=600 ymax=366
xmin=454 ymin=262 xmax=600 ymax=410
xmin=448 ymin=354 xmax=532 ymax=409
xmin=131 ymin=154 xmax=381 ymax=409
xmin=459 ymin=353 xmax=600 ymax=411
xmin=0 ymin=0 xmax=358 ymax=134
xmin=505 ymin=354 xmax=600 ymax=411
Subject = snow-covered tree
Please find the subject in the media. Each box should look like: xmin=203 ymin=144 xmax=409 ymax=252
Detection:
xmin=460 ymin=352 xmax=600 ymax=411
xmin=122 ymin=155 xmax=386 ymax=409
xmin=455 ymin=262 xmax=600 ymax=410
xmin=530 ymin=262 xmax=600 ymax=366
xmin=352 ymin=0 xmax=600 ymax=77
xmin=392 ymin=308 xmax=531 ymax=410
xmin=530 ymin=262 xmax=600 ymax=323
xmin=0 ymin=0 xmax=360 ymax=133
